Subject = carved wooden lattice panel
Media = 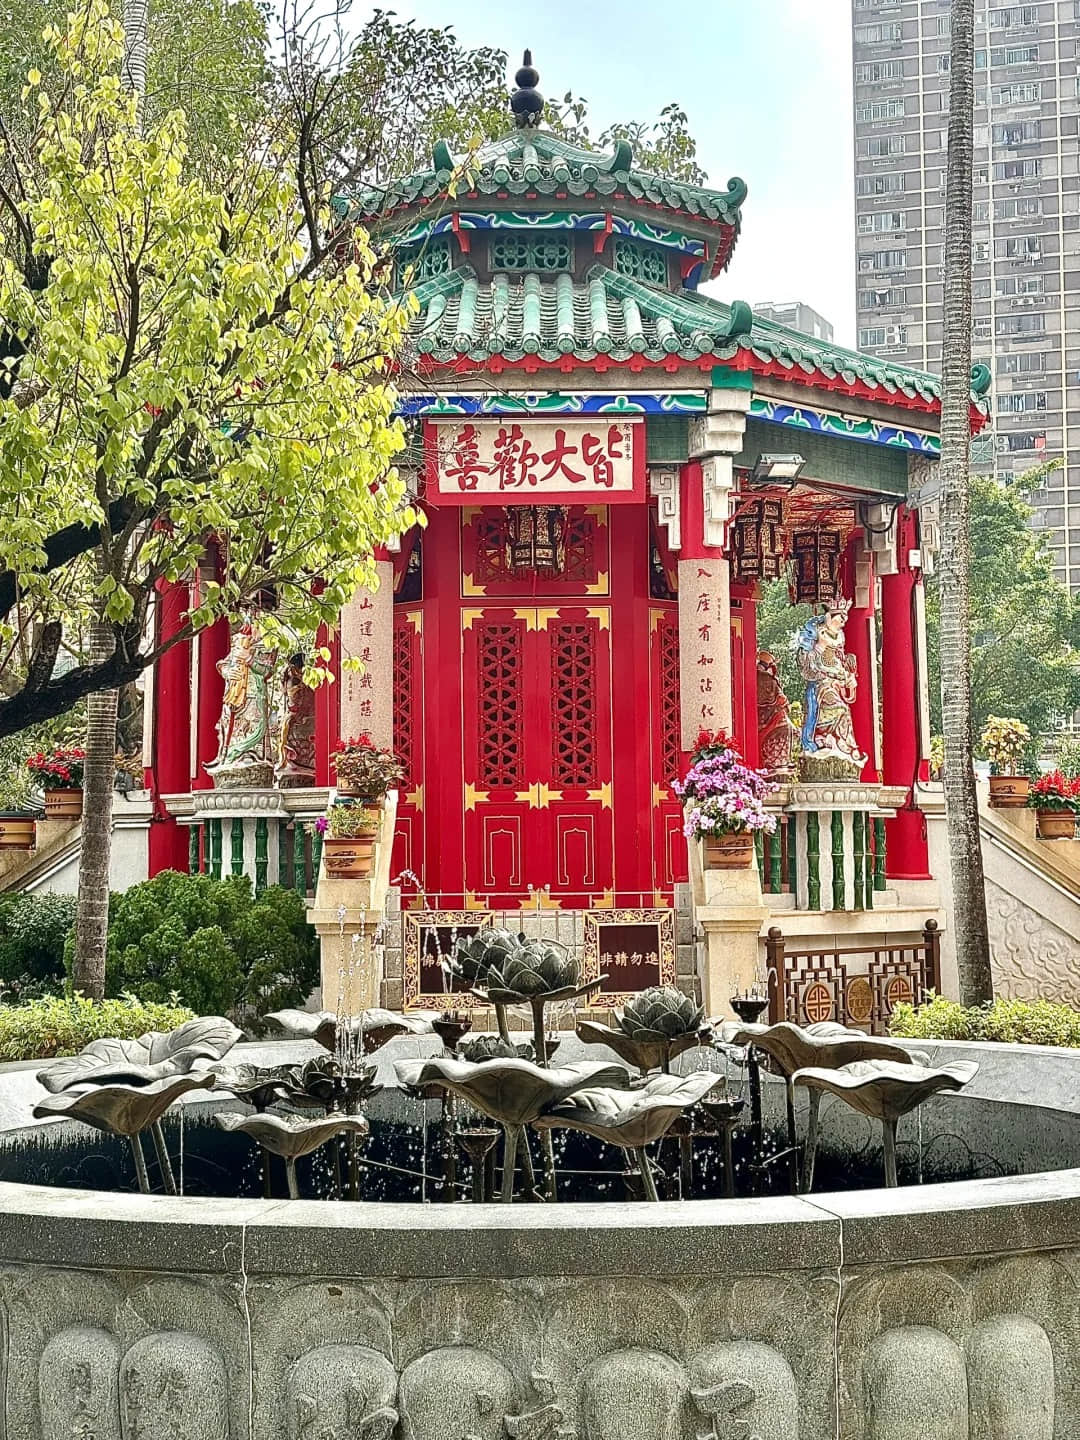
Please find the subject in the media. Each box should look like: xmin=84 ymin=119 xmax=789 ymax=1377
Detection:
xmin=551 ymin=620 xmax=598 ymax=788
xmin=869 ymin=951 xmax=924 ymax=1030
xmin=478 ymin=622 xmax=526 ymax=789
xmin=391 ymin=609 xmax=424 ymax=895
xmin=393 ymin=617 xmax=416 ymax=786
xmin=657 ymin=611 xmax=681 ymax=786
xmin=784 ymin=960 xmax=846 ymax=1028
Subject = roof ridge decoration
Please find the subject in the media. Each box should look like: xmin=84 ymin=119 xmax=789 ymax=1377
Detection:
xmin=400 ymin=263 xmax=990 ymax=413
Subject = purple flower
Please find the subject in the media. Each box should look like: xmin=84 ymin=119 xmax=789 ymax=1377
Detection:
xmin=315 ymin=815 xmax=329 ymax=834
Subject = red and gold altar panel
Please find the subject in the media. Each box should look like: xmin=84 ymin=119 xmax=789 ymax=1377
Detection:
xmin=582 ymin=908 xmax=678 ymax=1008
xmin=402 ymin=910 xmax=488 ymax=1010
xmin=425 ymin=419 xmax=645 ymax=504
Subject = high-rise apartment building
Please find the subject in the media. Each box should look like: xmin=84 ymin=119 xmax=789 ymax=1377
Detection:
xmin=852 ymin=0 xmax=1080 ymax=584
xmin=754 ymin=301 xmax=836 ymax=342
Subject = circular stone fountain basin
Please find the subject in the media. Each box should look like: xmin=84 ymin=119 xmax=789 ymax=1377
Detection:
xmin=0 ymin=1034 xmax=1077 ymax=1438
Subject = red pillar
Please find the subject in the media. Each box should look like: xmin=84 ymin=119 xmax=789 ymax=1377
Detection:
xmin=730 ymin=581 xmax=759 ymax=765
xmin=841 ymin=537 xmax=878 ymax=782
xmin=147 ymin=579 xmax=193 ymax=876
xmin=193 ymin=618 xmax=229 ymax=790
xmin=879 ymin=507 xmax=931 ymax=879
xmin=314 ymin=622 xmax=341 ymax=787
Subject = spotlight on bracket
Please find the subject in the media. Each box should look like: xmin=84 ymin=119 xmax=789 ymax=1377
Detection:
xmin=752 ymin=453 xmax=805 ymax=483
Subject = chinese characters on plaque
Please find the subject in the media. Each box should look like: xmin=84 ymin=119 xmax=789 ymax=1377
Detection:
xmin=681 ymin=562 xmax=728 ymax=736
xmin=426 ymin=419 xmax=644 ymax=504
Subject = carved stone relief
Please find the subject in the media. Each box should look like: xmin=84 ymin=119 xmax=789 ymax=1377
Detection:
xmin=119 ymin=1332 xmax=230 ymax=1440
xmin=985 ymin=879 xmax=1080 ymax=1007
xmin=39 ymin=1326 xmax=122 ymax=1440
xmin=285 ymin=1344 xmax=397 ymax=1440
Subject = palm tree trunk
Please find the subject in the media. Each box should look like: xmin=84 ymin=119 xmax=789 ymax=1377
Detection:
xmin=72 ymin=3 xmax=149 ymax=1001
xmin=72 ymin=617 xmax=118 ymax=1000
xmin=939 ymin=0 xmax=993 ymax=1004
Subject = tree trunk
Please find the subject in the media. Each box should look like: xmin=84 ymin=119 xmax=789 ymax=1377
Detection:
xmin=72 ymin=618 xmax=119 ymax=1000
xmin=939 ymin=0 xmax=994 ymax=1005
xmin=122 ymin=0 xmax=149 ymax=104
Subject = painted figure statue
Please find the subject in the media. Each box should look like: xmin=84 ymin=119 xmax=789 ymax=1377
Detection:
xmin=795 ymin=602 xmax=867 ymax=771
xmin=276 ymin=653 xmax=316 ymax=787
xmin=756 ymin=652 xmax=798 ymax=776
xmin=207 ymin=618 xmax=278 ymax=788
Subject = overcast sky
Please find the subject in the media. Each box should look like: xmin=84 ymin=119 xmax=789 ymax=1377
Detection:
xmin=357 ymin=1 xmax=857 ymax=342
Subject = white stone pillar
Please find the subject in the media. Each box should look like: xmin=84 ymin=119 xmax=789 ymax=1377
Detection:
xmin=339 ymin=558 xmax=394 ymax=746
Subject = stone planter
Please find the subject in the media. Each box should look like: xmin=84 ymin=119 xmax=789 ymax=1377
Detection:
xmin=0 ymin=813 xmax=36 ymax=850
xmin=322 ymin=833 xmax=377 ymax=878
xmin=43 ymin=788 xmax=83 ymax=820
xmin=1035 ymin=808 xmax=1076 ymax=840
xmin=988 ymin=774 xmax=1029 ymax=808
xmin=703 ymin=832 xmax=755 ymax=870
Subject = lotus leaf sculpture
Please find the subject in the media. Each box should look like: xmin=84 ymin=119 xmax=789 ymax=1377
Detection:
xmin=215 ymin=1110 xmax=370 ymax=1198
xmin=395 ymin=1055 xmax=629 ymax=1202
xmin=37 ymin=1016 xmax=241 ymax=1093
xmin=533 ymin=1071 xmax=724 ymax=1200
xmin=793 ymin=1058 xmax=979 ymax=1189
xmin=265 ymin=1007 xmax=435 ymax=1055
xmin=579 ymin=986 xmax=710 ymax=1075
xmin=459 ymin=1034 xmax=535 ymax=1064
xmin=34 ymin=1072 xmax=216 ymax=1195
xmin=211 ymin=1063 xmax=298 ymax=1113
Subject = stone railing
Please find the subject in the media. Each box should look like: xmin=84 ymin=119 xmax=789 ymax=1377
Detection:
xmin=164 ymin=787 xmax=329 ymax=898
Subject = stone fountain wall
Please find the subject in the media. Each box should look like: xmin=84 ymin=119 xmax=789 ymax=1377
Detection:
xmin=0 ymin=1168 xmax=1077 ymax=1439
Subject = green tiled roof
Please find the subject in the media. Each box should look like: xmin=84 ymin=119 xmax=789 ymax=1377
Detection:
xmin=405 ymin=263 xmax=985 ymax=410
xmin=349 ymin=131 xmax=745 ymax=270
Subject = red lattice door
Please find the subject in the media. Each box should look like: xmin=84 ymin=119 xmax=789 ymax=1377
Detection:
xmin=650 ymin=606 xmax=687 ymax=894
xmin=461 ymin=605 xmax=614 ymax=907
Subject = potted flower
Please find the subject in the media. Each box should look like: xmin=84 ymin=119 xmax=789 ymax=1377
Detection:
xmin=316 ymin=803 xmax=382 ymax=878
xmin=674 ymin=734 xmax=777 ymax=869
xmin=1027 ymin=771 xmax=1080 ymax=840
xmin=331 ymin=735 xmax=404 ymax=808
xmin=26 ymin=746 xmax=85 ymax=819
xmin=980 ymin=717 xmax=1032 ymax=808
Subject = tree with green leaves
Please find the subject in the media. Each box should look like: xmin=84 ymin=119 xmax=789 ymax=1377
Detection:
xmin=927 ymin=464 xmax=1080 ymax=750
xmin=0 ymin=3 xmax=417 ymax=993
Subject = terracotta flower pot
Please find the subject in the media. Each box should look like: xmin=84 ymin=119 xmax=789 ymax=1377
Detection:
xmin=989 ymin=775 xmax=1029 ymax=808
xmin=1036 ymin=809 xmax=1076 ymax=841
xmin=44 ymin=788 xmax=83 ymax=820
xmin=322 ymin=834 xmax=377 ymax=878
xmin=0 ymin=814 xmax=36 ymax=851
xmin=703 ymin=832 xmax=755 ymax=870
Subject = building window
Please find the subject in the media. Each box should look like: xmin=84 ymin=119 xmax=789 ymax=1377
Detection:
xmin=994 ymin=158 xmax=1041 ymax=179
xmin=858 ymin=249 xmax=908 ymax=271
xmin=859 ymin=287 xmax=907 ymax=310
xmin=994 ymin=235 xmax=1042 ymax=257
xmin=975 ymin=49 xmax=988 ymax=69
xmin=855 ymin=22 xmax=903 ymax=42
xmin=863 ymin=135 xmax=906 ymax=158
xmin=935 ymin=15 xmax=951 ymax=35
xmin=996 ymin=196 xmax=1044 ymax=219
xmin=611 ymin=240 xmax=668 ymax=286
xmin=993 ymin=81 xmax=1041 ymax=104
xmin=996 ymin=273 xmax=1043 ymax=294
xmin=991 ymin=45 xmax=1040 ymax=65
xmin=998 ymin=392 xmax=1047 ymax=412
xmin=938 ymin=55 xmax=951 ymax=73
xmin=993 ymin=120 xmax=1042 ymax=144
xmin=989 ymin=6 xmax=1039 ymax=27
xmin=996 ymin=313 xmax=1046 ymax=334
xmin=857 ymin=173 xmax=905 ymax=196
xmin=856 ymin=99 xmax=906 ymax=122
xmin=396 ymin=238 xmax=452 ymax=284
xmin=974 ymin=201 xmax=991 ymax=222
xmin=490 ymin=235 xmax=572 ymax=272
xmin=999 ymin=351 xmax=1045 ymax=372
xmin=855 ymin=60 xmax=904 ymax=83
xmin=859 ymin=324 xmax=906 ymax=348
xmin=858 ymin=211 xmax=906 ymax=233
xmin=998 ymin=431 xmax=1046 ymax=452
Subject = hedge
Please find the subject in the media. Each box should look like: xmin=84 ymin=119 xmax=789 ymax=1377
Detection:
xmin=0 ymin=993 xmax=195 ymax=1063
xmin=889 ymin=993 xmax=1080 ymax=1049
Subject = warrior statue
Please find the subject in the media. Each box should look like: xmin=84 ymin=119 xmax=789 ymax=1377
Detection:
xmin=276 ymin=653 xmax=316 ymax=787
xmin=756 ymin=651 xmax=798 ymax=777
xmin=207 ymin=618 xmax=278 ymax=788
xmin=795 ymin=601 xmax=867 ymax=772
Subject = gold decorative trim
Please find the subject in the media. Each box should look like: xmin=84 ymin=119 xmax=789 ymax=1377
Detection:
xmin=582 ymin=907 xmax=678 ymax=1008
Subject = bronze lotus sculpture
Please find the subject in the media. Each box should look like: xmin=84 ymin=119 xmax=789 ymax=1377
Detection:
xmin=534 ymin=1071 xmax=724 ymax=1200
xmin=578 ymin=985 xmax=710 ymax=1076
xmin=265 ymin=1006 xmax=435 ymax=1057
xmin=34 ymin=1015 xmax=240 ymax=1195
xmin=794 ymin=1058 xmax=979 ymax=1188
xmin=216 ymin=1111 xmax=371 ymax=1198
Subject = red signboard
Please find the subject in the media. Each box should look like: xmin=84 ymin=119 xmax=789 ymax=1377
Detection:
xmin=424 ymin=418 xmax=646 ymax=505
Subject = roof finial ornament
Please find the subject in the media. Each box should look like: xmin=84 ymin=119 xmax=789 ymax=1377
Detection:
xmin=510 ymin=49 xmax=544 ymax=129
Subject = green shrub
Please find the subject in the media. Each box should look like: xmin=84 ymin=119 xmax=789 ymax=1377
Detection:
xmin=66 ymin=872 xmax=319 ymax=1026
xmin=0 ymin=993 xmax=195 ymax=1062
xmin=889 ymin=992 xmax=1080 ymax=1049
xmin=0 ymin=892 xmax=77 ymax=994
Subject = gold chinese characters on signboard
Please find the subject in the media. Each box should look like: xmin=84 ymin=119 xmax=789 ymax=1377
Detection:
xmin=426 ymin=419 xmax=645 ymax=504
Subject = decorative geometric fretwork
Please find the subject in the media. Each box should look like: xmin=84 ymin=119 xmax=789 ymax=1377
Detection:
xmin=490 ymin=235 xmax=572 ymax=272
xmin=613 ymin=239 xmax=668 ymax=286
xmin=784 ymin=960 xmax=845 ymax=1030
xmin=551 ymin=622 xmax=598 ymax=788
xmin=477 ymin=622 xmax=525 ymax=788
xmin=870 ymin=952 xmax=925 ymax=1028
xmin=392 ymin=616 xmax=416 ymax=786
xmin=397 ymin=238 xmax=451 ymax=284
xmin=657 ymin=611 xmax=681 ymax=786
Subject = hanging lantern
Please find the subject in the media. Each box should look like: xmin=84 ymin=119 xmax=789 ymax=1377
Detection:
xmin=506 ymin=506 xmax=566 ymax=573
xmin=731 ymin=498 xmax=785 ymax=583
xmin=791 ymin=527 xmax=842 ymax=605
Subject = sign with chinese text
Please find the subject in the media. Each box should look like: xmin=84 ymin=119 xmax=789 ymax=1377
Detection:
xmin=403 ymin=911 xmax=491 ymax=1010
xmin=425 ymin=419 xmax=645 ymax=505
xmin=582 ymin=909 xmax=677 ymax=1008
xmin=679 ymin=561 xmax=732 ymax=750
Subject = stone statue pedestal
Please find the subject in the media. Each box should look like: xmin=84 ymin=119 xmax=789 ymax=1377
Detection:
xmin=311 ymin=791 xmax=398 ymax=1013
xmin=689 ymin=837 xmax=769 ymax=1020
